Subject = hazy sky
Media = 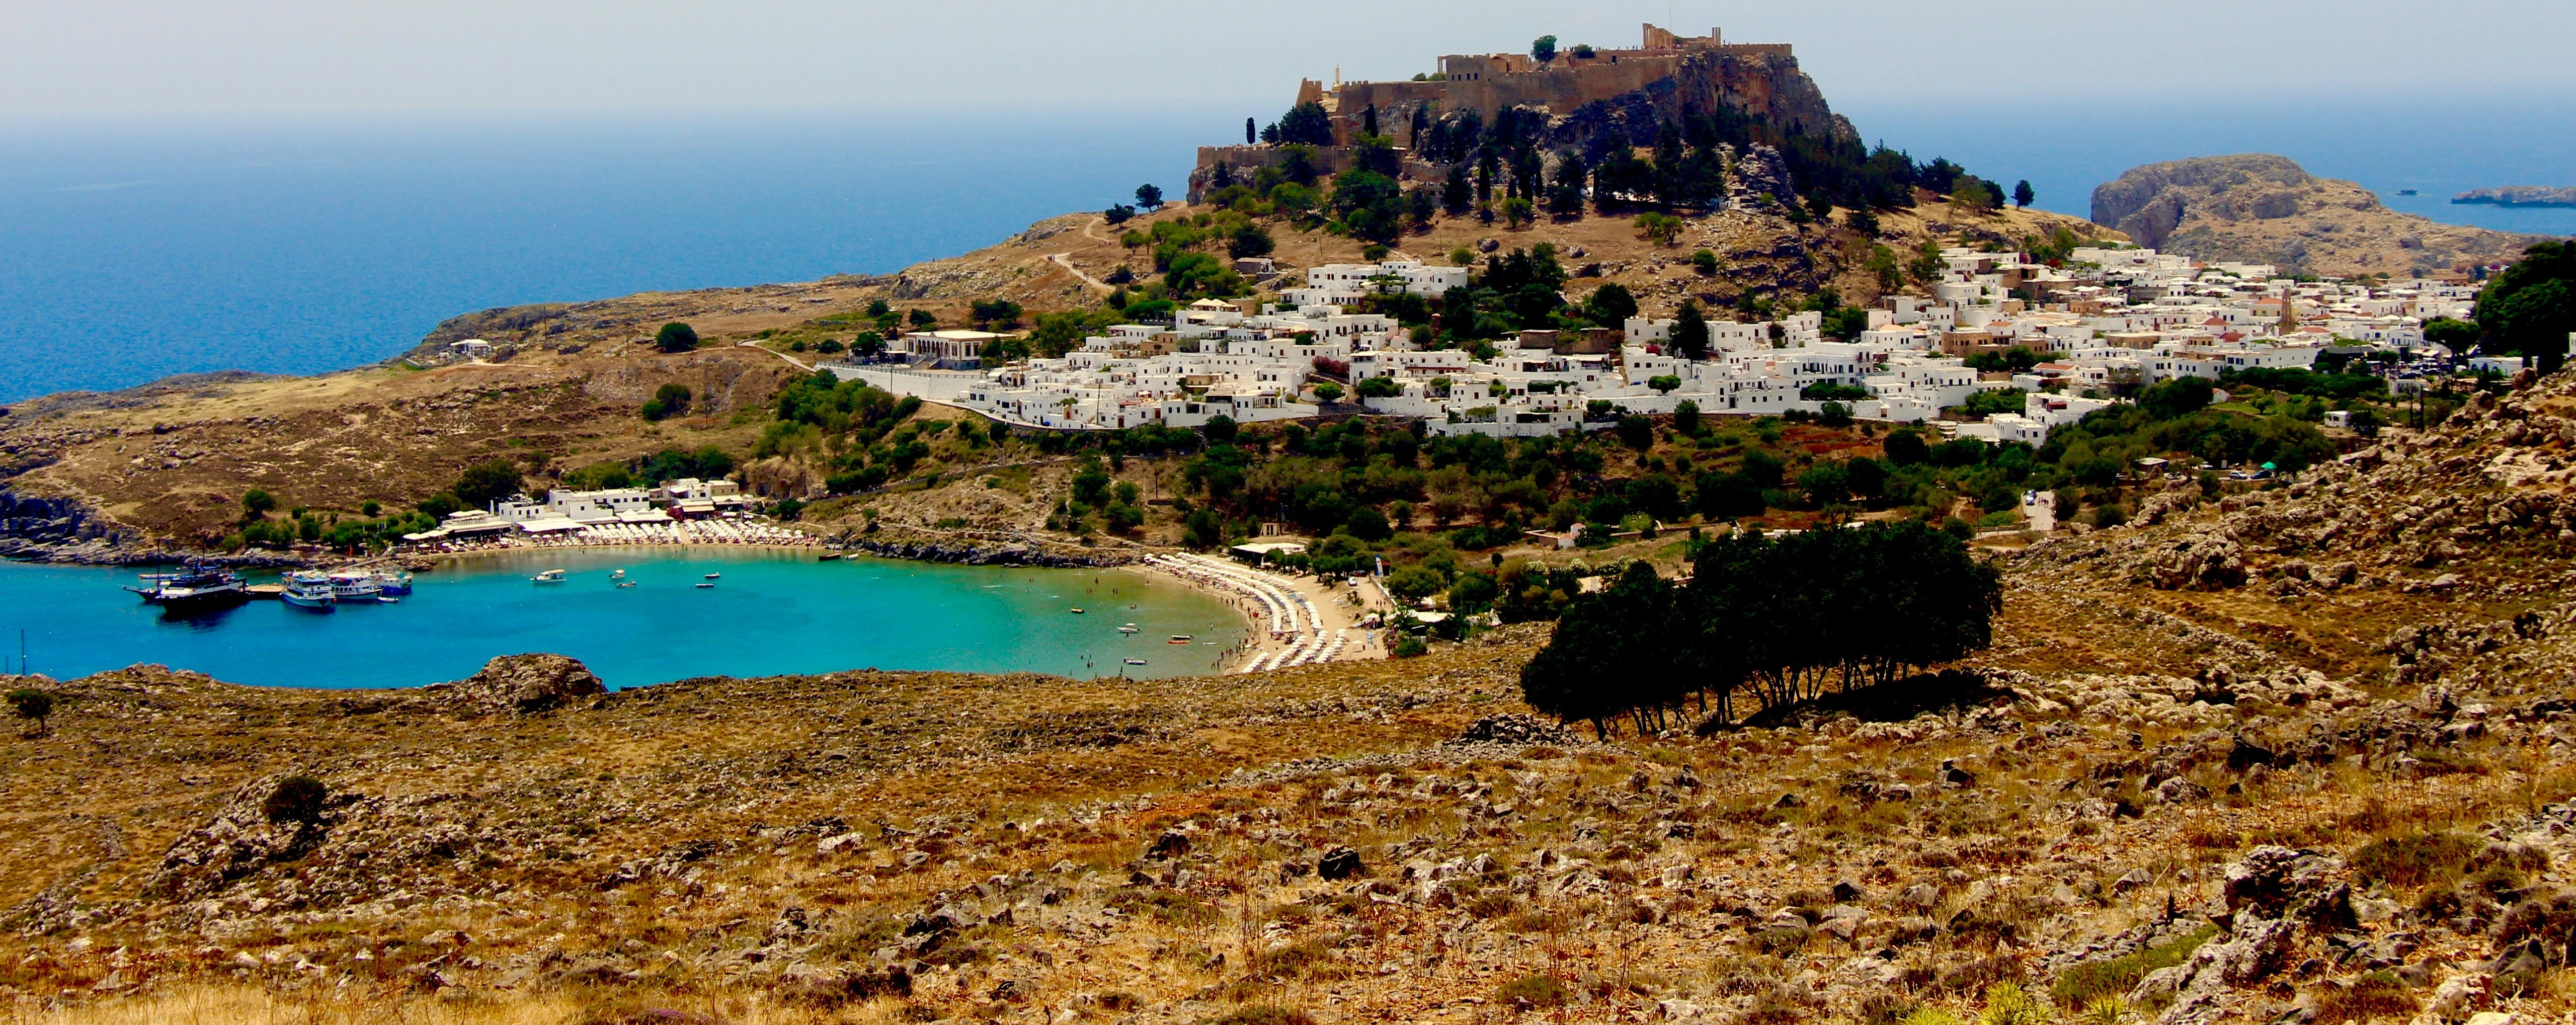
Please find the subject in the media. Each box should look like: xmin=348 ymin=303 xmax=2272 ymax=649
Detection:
xmin=2 ymin=0 xmax=2567 ymax=119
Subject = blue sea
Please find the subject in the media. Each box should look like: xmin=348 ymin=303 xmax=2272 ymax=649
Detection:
xmin=0 ymin=108 xmax=1224 ymax=404
xmin=3 ymin=102 xmax=2569 ymax=405
xmin=0 ymin=551 xmax=1246 ymax=689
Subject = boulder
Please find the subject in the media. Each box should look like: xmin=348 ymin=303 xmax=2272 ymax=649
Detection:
xmin=1454 ymin=713 xmax=1578 ymax=745
xmin=435 ymin=654 xmax=606 ymax=713
xmin=2220 ymin=845 xmax=2342 ymax=919
xmin=1317 ymin=845 xmax=1365 ymax=880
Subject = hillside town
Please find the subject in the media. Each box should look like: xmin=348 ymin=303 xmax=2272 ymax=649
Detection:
xmin=823 ymin=244 xmax=2499 ymax=446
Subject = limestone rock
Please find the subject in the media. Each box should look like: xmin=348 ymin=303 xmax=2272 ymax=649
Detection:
xmin=433 ymin=653 xmax=606 ymax=713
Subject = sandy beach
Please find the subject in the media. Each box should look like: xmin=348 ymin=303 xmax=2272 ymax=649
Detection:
xmin=1133 ymin=552 xmax=1391 ymax=674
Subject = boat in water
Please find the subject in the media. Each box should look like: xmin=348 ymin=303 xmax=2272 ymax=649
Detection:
xmin=1168 ymin=634 xmax=1194 ymax=644
xmin=704 ymin=572 xmax=721 ymax=580
xmin=125 ymin=562 xmax=248 ymax=609
xmin=279 ymin=571 xmax=337 ymax=611
xmin=1118 ymin=626 xmax=1140 ymax=634
xmin=616 ymin=580 xmax=637 ymax=589
xmin=1124 ymin=658 xmax=1147 ymax=666
xmin=370 ymin=568 xmax=413 ymax=596
xmin=531 ymin=569 xmax=567 ymax=584
xmin=610 ymin=568 xmax=626 ymax=580
xmin=694 ymin=581 xmax=716 ymax=589
xmin=326 ymin=570 xmax=385 ymax=604
xmin=1070 ymin=607 xmax=1084 ymax=614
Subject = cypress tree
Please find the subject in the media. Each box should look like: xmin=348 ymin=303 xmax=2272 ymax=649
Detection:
xmin=1672 ymin=301 xmax=1710 ymax=360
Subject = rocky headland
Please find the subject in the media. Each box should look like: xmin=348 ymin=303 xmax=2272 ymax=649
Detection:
xmin=2092 ymin=154 xmax=2547 ymax=277
xmin=2455 ymin=186 xmax=2576 ymax=209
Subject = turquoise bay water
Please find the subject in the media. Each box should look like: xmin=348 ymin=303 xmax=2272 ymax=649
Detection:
xmin=0 ymin=550 xmax=1246 ymax=689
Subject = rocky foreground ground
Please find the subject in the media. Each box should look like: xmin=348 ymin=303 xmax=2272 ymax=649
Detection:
xmin=15 ymin=378 xmax=2576 ymax=1025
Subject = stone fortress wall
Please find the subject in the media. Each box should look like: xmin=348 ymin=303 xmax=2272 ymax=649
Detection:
xmin=1188 ymin=25 xmax=1839 ymax=204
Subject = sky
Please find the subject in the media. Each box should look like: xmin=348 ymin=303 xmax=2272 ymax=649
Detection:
xmin=4 ymin=0 xmax=2571 ymax=120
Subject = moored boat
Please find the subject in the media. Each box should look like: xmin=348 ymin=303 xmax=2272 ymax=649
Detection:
xmin=1124 ymin=658 xmax=1147 ymax=666
xmin=531 ymin=569 xmax=567 ymax=584
xmin=370 ymin=568 xmax=414 ymax=596
xmin=326 ymin=570 xmax=384 ymax=603
xmin=125 ymin=562 xmax=248 ymax=609
xmin=279 ymin=571 xmax=337 ymax=611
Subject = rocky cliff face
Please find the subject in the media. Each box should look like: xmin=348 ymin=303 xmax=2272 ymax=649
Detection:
xmin=2090 ymin=154 xmax=2545 ymax=277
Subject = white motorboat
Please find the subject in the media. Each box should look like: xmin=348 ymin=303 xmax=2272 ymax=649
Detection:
xmin=326 ymin=570 xmax=384 ymax=603
xmin=531 ymin=569 xmax=567 ymax=584
xmin=280 ymin=571 xmax=337 ymax=611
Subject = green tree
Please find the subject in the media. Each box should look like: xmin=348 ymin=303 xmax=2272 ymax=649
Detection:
xmin=451 ymin=459 xmax=525 ymax=509
xmin=1202 ymin=414 xmax=1238 ymax=445
xmin=1134 ymin=183 xmax=1163 ymax=210
xmin=1273 ymin=102 xmax=1334 ymax=146
xmin=1949 ymin=176 xmax=1999 ymax=214
xmin=7 ymin=688 xmax=52 ymax=737
xmin=1674 ymin=399 xmax=1700 ymax=433
xmin=2012 ymin=180 xmax=2035 ymax=208
xmin=2476 ymin=241 xmax=2576 ymax=371
xmin=1345 ymin=507 xmax=1394 ymax=542
xmin=908 ymin=309 xmax=938 ymax=329
xmin=1617 ymin=414 xmax=1654 ymax=449
xmin=1634 ymin=212 xmax=1683 ymax=245
xmin=654 ymin=321 xmax=700 ymax=353
xmin=1883 ymin=429 xmax=1930 ymax=467
xmin=1070 ymin=456 xmax=1112 ymax=507
xmin=1104 ymin=502 xmax=1145 ymax=534
xmin=1500 ymin=196 xmax=1534 ymax=229
xmin=642 ymin=382 xmax=692 ymax=421
xmin=1183 ymin=508 xmax=1224 ymax=549
xmin=241 ymin=489 xmax=277 ymax=519
xmin=1671 ymin=300 xmax=1711 ymax=360
xmin=1582 ymin=283 xmax=1638 ymax=327
xmin=1690 ymin=249 xmax=1718 ymax=275
xmin=1908 ymin=240 xmax=1946 ymax=286
xmin=2422 ymin=316 xmax=2482 ymax=349
xmin=1546 ymin=152 xmax=1588 ymax=216
xmin=1648 ymin=375 xmax=1681 ymax=394
xmin=1227 ymin=223 xmax=1275 ymax=259
xmin=1312 ymin=382 xmax=1346 ymax=402
xmin=1867 ymin=244 xmax=1903 ymax=290
xmin=1531 ymin=34 xmax=1558 ymax=63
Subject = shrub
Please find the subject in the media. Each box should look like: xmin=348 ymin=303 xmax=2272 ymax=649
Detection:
xmin=6 ymin=688 xmax=53 ymax=735
xmin=2350 ymin=832 xmax=2477 ymax=889
xmin=2312 ymin=971 xmax=2415 ymax=1025
xmin=1107 ymin=888 xmax=1219 ymax=927
xmin=2049 ymin=924 xmax=2215 ymax=1006
xmin=1978 ymin=983 xmax=2052 ymax=1025
xmin=1495 ymin=974 xmax=1570 ymax=1010
xmin=1205 ymin=1009 xmax=1317 ymax=1025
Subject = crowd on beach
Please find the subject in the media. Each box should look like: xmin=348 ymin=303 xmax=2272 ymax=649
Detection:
xmin=1142 ymin=552 xmax=1374 ymax=673
xmin=405 ymin=519 xmax=819 ymax=555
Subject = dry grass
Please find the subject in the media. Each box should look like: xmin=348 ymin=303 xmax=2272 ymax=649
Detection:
xmin=3 ymin=983 xmax=836 ymax=1025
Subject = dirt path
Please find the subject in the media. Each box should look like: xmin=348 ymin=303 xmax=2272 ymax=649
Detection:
xmin=1047 ymin=216 xmax=1118 ymax=294
xmin=1048 ymin=252 xmax=1115 ymax=293
xmin=734 ymin=339 xmax=812 ymax=372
